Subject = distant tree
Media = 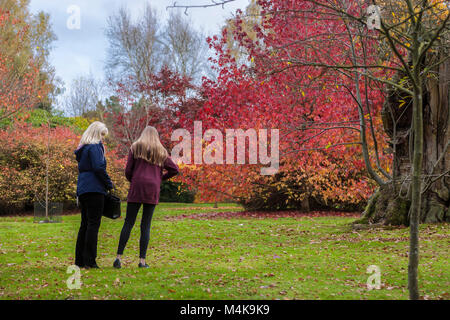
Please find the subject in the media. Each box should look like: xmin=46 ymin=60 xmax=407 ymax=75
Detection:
xmin=65 ymin=74 xmax=104 ymax=117
xmin=161 ymin=11 xmax=209 ymax=81
xmin=111 ymin=66 xmax=202 ymax=157
xmin=222 ymin=0 xmax=263 ymax=66
xmin=95 ymin=95 xmax=120 ymax=123
xmin=105 ymin=4 xmax=163 ymax=84
xmin=0 ymin=8 xmax=43 ymax=122
xmin=0 ymin=0 xmax=58 ymax=110
xmin=105 ymin=4 xmax=210 ymax=85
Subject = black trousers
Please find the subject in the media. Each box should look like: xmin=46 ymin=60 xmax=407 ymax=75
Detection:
xmin=75 ymin=192 xmax=104 ymax=267
xmin=117 ymin=202 xmax=156 ymax=259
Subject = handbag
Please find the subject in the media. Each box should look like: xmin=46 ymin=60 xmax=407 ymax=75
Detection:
xmin=103 ymin=190 xmax=121 ymax=219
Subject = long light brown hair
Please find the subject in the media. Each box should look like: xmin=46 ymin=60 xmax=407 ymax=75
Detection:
xmin=131 ymin=126 xmax=168 ymax=166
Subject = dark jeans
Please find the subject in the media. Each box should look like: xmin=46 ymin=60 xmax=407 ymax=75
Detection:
xmin=117 ymin=202 xmax=156 ymax=259
xmin=75 ymin=192 xmax=104 ymax=267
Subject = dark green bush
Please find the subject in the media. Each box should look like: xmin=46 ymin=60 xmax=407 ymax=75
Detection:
xmin=159 ymin=181 xmax=195 ymax=203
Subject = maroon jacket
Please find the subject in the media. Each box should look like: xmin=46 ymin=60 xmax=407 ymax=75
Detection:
xmin=125 ymin=150 xmax=179 ymax=204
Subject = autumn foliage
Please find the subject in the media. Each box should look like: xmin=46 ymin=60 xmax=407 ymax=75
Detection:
xmin=0 ymin=123 xmax=128 ymax=214
xmin=109 ymin=66 xmax=202 ymax=157
xmin=172 ymin=0 xmax=392 ymax=210
xmin=0 ymin=1 xmax=398 ymax=213
xmin=0 ymin=9 xmax=43 ymax=122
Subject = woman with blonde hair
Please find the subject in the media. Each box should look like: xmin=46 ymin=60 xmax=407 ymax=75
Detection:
xmin=114 ymin=126 xmax=179 ymax=268
xmin=74 ymin=121 xmax=114 ymax=269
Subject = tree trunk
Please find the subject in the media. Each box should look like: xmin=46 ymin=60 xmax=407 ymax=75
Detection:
xmin=360 ymin=53 xmax=449 ymax=226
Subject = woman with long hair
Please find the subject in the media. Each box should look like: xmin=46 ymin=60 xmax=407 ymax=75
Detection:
xmin=114 ymin=126 xmax=179 ymax=268
xmin=74 ymin=121 xmax=114 ymax=269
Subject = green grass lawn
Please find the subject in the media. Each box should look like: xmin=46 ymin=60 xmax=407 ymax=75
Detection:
xmin=0 ymin=202 xmax=448 ymax=300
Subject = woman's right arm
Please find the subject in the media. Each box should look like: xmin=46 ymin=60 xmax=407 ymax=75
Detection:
xmin=125 ymin=149 xmax=135 ymax=182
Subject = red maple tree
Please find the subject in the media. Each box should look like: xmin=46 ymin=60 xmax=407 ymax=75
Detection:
xmin=175 ymin=0 xmax=391 ymax=209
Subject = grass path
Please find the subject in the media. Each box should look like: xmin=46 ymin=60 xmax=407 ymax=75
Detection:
xmin=0 ymin=203 xmax=448 ymax=300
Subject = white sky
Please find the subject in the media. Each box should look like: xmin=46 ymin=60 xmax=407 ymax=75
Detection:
xmin=29 ymin=0 xmax=250 ymax=105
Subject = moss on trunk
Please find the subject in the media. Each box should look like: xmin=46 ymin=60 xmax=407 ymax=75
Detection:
xmin=355 ymin=182 xmax=449 ymax=226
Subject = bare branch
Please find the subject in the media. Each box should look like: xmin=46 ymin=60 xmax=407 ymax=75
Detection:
xmin=167 ymin=0 xmax=236 ymax=15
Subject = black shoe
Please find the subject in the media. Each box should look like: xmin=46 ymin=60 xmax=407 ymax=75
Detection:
xmin=113 ymin=259 xmax=121 ymax=269
xmin=85 ymin=264 xmax=100 ymax=269
xmin=138 ymin=262 xmax=149 ymax=268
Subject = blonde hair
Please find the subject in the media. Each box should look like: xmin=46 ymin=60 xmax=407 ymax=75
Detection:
xmin=79 ymin=121 xmax=108 ymax=145
xmin=131 ymin=126 xmax=168 ymax=166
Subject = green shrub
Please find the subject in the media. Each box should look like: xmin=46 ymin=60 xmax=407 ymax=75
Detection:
xmin=0 ymin=108 xmax=93 ymax=134
xmin=159 ymin=181 xmax=195 ymax=203
xmin=24 ymin=109 xmax=92 ymax=133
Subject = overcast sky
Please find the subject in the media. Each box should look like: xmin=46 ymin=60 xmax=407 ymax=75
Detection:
xmin=28 ymin=0 xmax=249 ymax=108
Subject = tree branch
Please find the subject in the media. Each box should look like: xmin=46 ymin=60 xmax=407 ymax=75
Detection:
xmin=167 ymin=0 xmax=236 ymax=15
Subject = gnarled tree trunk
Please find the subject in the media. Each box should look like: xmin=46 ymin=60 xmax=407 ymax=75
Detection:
xmin=361 ymin=52 xmax=449 ymax=226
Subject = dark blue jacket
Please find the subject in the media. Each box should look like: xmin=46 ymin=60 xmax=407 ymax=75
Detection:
xmin=74 ymin=142 xmax=113 ymax=196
